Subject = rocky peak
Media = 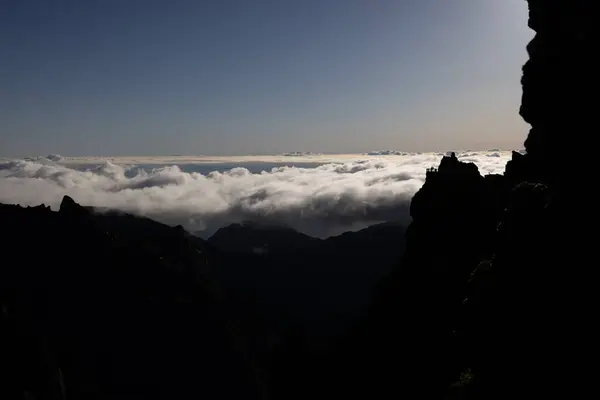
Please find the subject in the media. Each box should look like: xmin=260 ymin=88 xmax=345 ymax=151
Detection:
xmin=59 ymin=195 xmax=78 ymax=211
xmin=58 ymin=195 xmax=92 ymax=221
xmin=411 ymin=153 xmax=485 ymax=221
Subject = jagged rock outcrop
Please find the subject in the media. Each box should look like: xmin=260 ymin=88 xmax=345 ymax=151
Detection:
xmin=518 ymin=0 xmax=594 ymax=183
xmin=345 ymin=1 xmax=596 ymax=392
xmin=325 ymin=153 xmax=506 ymax=399
xmin=0 ymin=197 xmax=265 ymax=400
xmin=456 ymin=1 xmax=597 ymax=398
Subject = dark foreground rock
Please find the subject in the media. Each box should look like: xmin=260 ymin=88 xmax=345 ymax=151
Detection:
xmin=0 ymin=196 xmax=407 ymax=400
xmin=0 ymin=196 xmax=266 ymax=400
xmin=457 ymin=0 xmax=596 ymax=398
xmin=324 ymin=1 xmax=597 ymax=399
xmin=322 ymin=152 xmax=505 ymax=399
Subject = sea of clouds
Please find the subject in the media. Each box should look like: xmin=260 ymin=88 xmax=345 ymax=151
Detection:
xmin=0 ymin=151 xmax=513 ymax=238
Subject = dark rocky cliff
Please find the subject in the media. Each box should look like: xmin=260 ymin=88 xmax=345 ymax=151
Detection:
xmin=458 ymin=0 xmax=596 ymax=398
xmin=333 ymin=153 xmax=505 ymax=399
xmin=519 ymin=0 xmax=594 ymax=184
xmin=329 ymin=1 xmax=597 ymax=398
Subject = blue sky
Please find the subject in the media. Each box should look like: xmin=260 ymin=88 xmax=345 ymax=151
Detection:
xmin=1 ymin=0 xmax=532 ymax=156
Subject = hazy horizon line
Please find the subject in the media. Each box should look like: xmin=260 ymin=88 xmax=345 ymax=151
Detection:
xmin=3 ymin=148 xmax=523 ymax=160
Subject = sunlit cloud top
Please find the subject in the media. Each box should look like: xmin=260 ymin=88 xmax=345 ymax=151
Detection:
xmin=1 ymin=151 xmax=512 ymax=237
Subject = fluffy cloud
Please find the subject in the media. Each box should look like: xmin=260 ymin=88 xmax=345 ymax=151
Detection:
xmin=0 ymin=152 xmax=512 ymax=238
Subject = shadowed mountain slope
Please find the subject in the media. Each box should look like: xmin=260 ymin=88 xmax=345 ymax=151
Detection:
xmin=0 ymin=196 xmax=265 ymax=400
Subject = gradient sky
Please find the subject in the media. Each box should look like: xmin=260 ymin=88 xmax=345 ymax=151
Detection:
xmin=1 ymin=0 xmax=533 ymax=157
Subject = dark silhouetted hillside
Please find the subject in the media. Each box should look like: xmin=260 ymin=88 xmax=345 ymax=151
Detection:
xmin=207 ymin=221 xmax=407 ymax=392
xmin=208 ymin=220 xmax=319 ymax=254
xmin=0 ymin=196 xmax=407 ymax=400
xmin=210 ymin=221 xmax=406 ymax=333
xmin=0 ymin=196 xmax=265 ymax=400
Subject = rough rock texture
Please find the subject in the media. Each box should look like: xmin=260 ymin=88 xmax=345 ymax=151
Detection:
xmin=0 ymin=197 xmax=265 ymax=400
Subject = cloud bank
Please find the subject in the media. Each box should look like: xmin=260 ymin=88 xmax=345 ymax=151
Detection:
xmin=0 ymin=152 xmax=512 ymax=238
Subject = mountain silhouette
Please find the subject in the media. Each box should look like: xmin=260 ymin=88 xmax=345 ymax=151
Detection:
xmin=0 ymin=197 xmax=265 ymax=400
xmin=0 ymin=196 xmax=407 ymax=399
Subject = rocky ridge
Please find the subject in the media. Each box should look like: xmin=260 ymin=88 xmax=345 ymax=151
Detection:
xmin=0 ymin=196 xmax=265 ymax=400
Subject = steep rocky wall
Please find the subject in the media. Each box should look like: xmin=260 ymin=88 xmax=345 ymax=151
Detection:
xmin=349 ymin=1 xmax=597 ymax=399
xmin=459 ymin=1 xmax=597 ymax=398
xmin=520 ymin=0 xmax=593 ymax=181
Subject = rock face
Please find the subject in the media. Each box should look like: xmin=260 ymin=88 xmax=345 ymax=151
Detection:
xmin=459 ymin=1 xmax=596 ymax=398
xmin=0 ymin=197 xmax=265 ymax=400
xmin=337 ymin=154 xmax=504 ymax=399
xmin=336 ymin=1 xmax=597 ymax=398
xmin=518 ymin=0 xmax=593 ymax=182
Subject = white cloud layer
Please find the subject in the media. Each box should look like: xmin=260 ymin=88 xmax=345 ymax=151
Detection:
xmin=0 ymin=152 xmax=512 ymax=238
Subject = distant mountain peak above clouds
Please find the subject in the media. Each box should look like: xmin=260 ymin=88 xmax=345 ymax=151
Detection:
xmin=280 ymin=152 xmax=323 ymax=157
xmin=365 ymin=150 xmax=413 ymax=156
